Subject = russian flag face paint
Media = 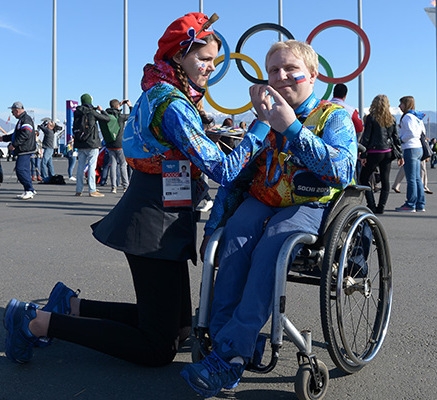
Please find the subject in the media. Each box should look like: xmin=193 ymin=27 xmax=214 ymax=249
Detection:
xmin=292 ymin=71 xmax=306 ymax=84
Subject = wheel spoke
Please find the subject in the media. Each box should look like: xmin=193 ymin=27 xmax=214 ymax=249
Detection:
xmin=321 ymin=206 xmax=392 ymax=373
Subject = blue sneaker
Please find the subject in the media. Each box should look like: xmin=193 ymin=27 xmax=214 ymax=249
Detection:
xmin=42 ymin=282 xmax=79 ymax=315
xmin=35 ymin=282 xmax=79 ymax=348
xmin=180 ymin=351 xmax=245 ymax=398
xmin=3 ymin=299 xmax=39 ymax=363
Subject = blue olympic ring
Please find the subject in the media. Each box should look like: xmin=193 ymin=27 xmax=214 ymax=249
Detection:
xmin=207 ymin=30 xmax=231 ymax=86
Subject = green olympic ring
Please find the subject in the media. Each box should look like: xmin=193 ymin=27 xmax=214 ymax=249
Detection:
xmin=318 ymin=54 xmax=334 ymax=100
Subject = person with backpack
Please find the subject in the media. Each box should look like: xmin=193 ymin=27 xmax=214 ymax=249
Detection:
xmin=73 ymin=93 xmax=110 ymax=198
xmin=99 ymin=98 xmax=132 ymax=193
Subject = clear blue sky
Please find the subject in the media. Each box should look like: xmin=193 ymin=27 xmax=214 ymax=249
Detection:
xmin=1 ymin=0 xmax=436 ymax=126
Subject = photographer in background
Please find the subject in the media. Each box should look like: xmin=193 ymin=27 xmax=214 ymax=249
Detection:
xmin=102 ymin=98 xmax=132 ymax=193
xmin=38 ymin=119 xmax=57 ymax=183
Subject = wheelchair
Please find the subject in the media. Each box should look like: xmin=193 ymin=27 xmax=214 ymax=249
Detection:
xmin=191 ymin=185 xmax=393 ymax=400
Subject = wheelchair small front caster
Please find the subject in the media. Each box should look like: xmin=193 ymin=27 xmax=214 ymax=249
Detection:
xmin=295 ymin=360 xmax=329 ymax=400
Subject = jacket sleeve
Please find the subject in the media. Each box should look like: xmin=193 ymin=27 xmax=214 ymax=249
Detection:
xmin=391 ymin=123 xmax=403 ymax=158
xmin=281 ymin=108 xmax=357 ymax=189
xmin=93 ymin=109 xmax=111 ymax=123
xmin=119 ymin=107 xmax=132 ymax=125
xmin=162 ymin=99 xmax=269 ymax=188
xmin=352 ymin=109 xmax=364 ymax=134
xmin=2 ymin=134 xmax=13 ymax=142
xmin=359 ymin=115 xmax=372 ymax=154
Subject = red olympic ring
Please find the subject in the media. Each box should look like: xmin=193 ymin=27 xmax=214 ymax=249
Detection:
xmin=306 ymin=19 xmax=371 ymax=84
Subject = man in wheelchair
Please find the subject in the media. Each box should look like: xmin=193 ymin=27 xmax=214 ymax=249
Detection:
xmin=181 ymin=40 xmax=358 ymax=398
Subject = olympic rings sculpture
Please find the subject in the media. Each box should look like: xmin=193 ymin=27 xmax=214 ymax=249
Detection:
xmin=206 ymin=19 xmax=371 ymax=114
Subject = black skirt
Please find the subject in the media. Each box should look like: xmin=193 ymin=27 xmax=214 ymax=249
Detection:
xmin=92 ymin=170 xmax=198 ymax=263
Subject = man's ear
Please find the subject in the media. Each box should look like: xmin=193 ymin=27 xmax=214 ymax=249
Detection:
xmin=308 ymin=71 xmax=318 ymax=85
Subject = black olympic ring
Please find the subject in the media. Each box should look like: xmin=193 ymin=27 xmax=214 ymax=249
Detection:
xmin=234 ymin=23 xmax=295 ymax=84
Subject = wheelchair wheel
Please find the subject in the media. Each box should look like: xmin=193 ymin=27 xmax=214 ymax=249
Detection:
xmin=295 ymin=360 xmax=329 ymax=400
xmin=320 ymin=205 xmax=392 ymax=374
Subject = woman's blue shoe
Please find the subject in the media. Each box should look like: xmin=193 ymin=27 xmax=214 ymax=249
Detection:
xmin=42 ymin=281 xmax=79 ymax=315
xmin=3 ymin=299 xmax=39 ymax=363
xmin=35 ymin=282 xmax=80 ymax=348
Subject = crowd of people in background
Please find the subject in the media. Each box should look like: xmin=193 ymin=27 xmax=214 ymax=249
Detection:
xmin=2 ymin=87 xmax=435 ymax=208
xmin=0 ymin=96 xmax=135 ymax=199
xmin=1 ymin=11 xmax=437 ymax=400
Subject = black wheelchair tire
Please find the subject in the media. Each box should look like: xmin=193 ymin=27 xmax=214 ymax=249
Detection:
xmin=320 ymin=205 xmax=392 ymax=374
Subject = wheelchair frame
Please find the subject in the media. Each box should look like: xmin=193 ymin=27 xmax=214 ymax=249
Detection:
xmin=192 ymin=185 xmax=393 ymax=400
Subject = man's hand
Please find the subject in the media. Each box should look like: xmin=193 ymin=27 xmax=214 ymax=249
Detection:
xmin=260 ymin=86 xmax=296 ymax=133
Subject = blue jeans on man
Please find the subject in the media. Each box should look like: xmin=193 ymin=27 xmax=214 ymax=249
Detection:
xmin=209 ymin=195 xmax=329 ymax=361
xmin=76 ymin=148 xmax=99 ymax=194
xmin=41 ymin=148 xmax=55 ymax=182
xmin=108 ymin=148 xmax=129 ymax=190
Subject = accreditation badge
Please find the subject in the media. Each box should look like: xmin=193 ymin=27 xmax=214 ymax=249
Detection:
xmin=162 ymin=160 xmax=192 ymax=208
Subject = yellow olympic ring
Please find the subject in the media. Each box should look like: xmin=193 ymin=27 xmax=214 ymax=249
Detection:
xmin=205 ymin=52 xmax=264 ymax=115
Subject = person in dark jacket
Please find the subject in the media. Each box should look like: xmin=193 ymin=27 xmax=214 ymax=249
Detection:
xmin=74 ymin=93 xmax=110 ymax=197
xmin=101 ymin=99 xmax=132 ymax=193
xmin=0 ymin=101 xmax=37 ymax=199
xmin=359 ymin=94 xmax=404 ymax=214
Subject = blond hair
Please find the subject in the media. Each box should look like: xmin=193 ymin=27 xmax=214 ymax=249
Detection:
xmin=369 ymin=94 xmax=395 ymax=127
xmin=265 ymin=40 xmax=319 ymax=75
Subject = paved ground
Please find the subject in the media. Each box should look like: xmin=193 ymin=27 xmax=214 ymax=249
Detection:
xmin=0 ymin=157 xmax=436 ymax=400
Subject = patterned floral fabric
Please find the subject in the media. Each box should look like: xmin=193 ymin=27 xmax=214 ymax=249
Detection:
xmin=123 ymin=61 xmax=270 ymax=187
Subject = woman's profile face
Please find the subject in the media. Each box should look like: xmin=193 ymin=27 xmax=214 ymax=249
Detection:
xmin=399 ymin=102 xmax=406 ymax=113
xmin=176 ymin=40 xmax=219 ymax=88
